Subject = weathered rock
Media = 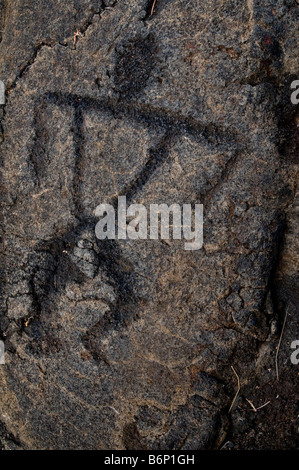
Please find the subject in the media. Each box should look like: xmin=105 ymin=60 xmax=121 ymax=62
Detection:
xmin=0 ymin=0 xmax=298 ymax=450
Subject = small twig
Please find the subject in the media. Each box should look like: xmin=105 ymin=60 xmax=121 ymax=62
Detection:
xmin=246 ymin=398 xmax=257 ymax=412
xmin=151 ymin=0 xmax=157 ymax=16
xmin=275 ymin=308 xmax=288 ymax=381
xmin=255 ymin=400 xmax=271 ymax=411
xmin=246 ymin=398 xmax=271 ymax=412
xmin=107 ymin=406 xmax=120 ymax=415
xmin=229 ymin=366 xmax=240 ymax=413
xmin=134 ymin=270 xmax=151 ymax=280
xmin=73 ymin=29 xmax=84 ymax=47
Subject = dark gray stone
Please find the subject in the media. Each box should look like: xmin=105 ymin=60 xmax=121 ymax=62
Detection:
xmin=0 ymin=0 xmax=298 ymax=450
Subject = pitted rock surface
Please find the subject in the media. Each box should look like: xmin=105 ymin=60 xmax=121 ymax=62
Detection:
xmin=0 ymin=0 xmax=298 ymax=450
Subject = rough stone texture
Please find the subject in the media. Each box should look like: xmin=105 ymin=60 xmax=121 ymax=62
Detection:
xmin=0 ymin=0 xmax=298 ymax=450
